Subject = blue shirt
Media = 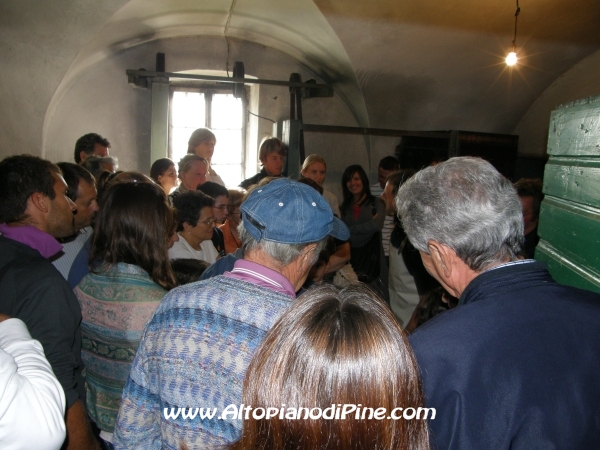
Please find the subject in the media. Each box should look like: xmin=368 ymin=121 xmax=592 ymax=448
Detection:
xmin=113 ymin=261 xmax=296 ymax=450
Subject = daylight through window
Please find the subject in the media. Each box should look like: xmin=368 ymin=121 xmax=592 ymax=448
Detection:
xmin=170 ymin=89 xmax=245 ymax=187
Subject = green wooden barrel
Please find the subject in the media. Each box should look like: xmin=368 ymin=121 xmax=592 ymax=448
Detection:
xmin=536 ymin=95 xmax=600 ymax=293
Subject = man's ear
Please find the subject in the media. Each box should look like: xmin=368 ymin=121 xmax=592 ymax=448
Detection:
xmin=296 ymin=243 xmax=319 ymax=277
xmin=293 ymin=243 xmax=316 ymax=271
xmin=427 ymin=240 xmax=453 ymax=279
xmin=182 ymin=222 xmax=192 ymax=232
xmin=29 ymin=192 xmax=50 ymax=214
xmin=301 ymin=243 xmax=318 ymax=262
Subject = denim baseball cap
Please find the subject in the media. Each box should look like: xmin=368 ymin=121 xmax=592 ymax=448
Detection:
xmin=241 ymin=178 xmax=350 ymax=244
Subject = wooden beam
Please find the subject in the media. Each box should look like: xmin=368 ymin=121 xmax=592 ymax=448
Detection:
xmin=300 ymin=124 xmax=450 ymax=139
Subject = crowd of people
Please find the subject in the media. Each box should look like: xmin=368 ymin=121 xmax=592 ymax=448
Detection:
xmin=0 ymin=127 xmax=599 ymax=450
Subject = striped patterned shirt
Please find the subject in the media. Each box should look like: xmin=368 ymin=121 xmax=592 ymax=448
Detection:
xmin=113 ymin=271 xmax=295 ymax=450
xmin=75 ymin=263 xmax=167 ymax=435
xmin=370 ymin=183 xmax=394 ymax=256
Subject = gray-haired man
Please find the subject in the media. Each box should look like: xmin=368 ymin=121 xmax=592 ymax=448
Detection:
xmin=114 ymin=178 xmax=349 ymax=449
xmin=396 ymin=157 xmax=600 ymax=449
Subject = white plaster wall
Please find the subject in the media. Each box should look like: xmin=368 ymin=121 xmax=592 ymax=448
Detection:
xmin=43 ymin=35 xmax=366 ymax=200
xmin=514 ymin=49 xmax=600 ymax=157
xmin=0 ymin=0 xmax=127 ymax=159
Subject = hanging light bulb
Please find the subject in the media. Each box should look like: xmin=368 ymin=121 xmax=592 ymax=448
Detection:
xmin=506 ymin=51 xmax=518 ymax=66
xmin=506 ymin=0 xmax=520 ymax=66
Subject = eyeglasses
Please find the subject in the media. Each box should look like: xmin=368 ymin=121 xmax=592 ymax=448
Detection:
xmin=199 ymin=217 xmax=215 ymax=226
xmin=214 ymin=205 xmax=229 ymax=211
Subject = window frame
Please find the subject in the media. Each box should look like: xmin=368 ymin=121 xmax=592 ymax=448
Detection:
xmin=168 ymin=82 xmax=249 ymax=184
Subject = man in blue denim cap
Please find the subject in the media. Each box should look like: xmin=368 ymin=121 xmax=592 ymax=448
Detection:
xmin=114 ymin=178 xmax=349 ymax=450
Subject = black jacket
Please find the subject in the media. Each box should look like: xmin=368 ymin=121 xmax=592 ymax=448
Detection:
xmin=0 ymin=236 xmax=86 ymax=409
xmin=239 ymin=168 xmax=270 ymax=190
xmin=410 ymin=261 xmax=600 ymax=449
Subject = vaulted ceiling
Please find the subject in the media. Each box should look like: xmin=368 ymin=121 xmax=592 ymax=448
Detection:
xmin=2 ymin=0 xmax=600 ymax=160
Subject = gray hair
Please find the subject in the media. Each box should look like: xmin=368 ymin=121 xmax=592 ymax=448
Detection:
xmin=79 ymin=156 xmax=117 ymax=177
xmin=395 ymin=157 xmax=524 ymax=271
xmin=238 ymin=222 xmax=327 ymax=267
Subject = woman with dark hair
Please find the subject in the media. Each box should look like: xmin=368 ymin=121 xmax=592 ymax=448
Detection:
xmin=197 ymin=181 xmax=230 ymax=257
xmin=74 ymin=181 xmax=176 ymax=447
xmin=150 ymin=157 xmax=178 ymax=194
xmin=95 ymin=169 xmax=119 ymax=199
xmin=340 ymin=164 xmax=385 ymax=283
xmin=229 ymin=284 xmax=430 ymax=450
xmin=187 ymin=128 xmax=225 ymax=186
xmin=168 ymin=190 xmax=218 ymax=263
xmin=68 ymin=171 xmax=158 ymax=288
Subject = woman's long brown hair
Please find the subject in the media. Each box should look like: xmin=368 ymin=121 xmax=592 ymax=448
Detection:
xmin=90 ymin=180 xmax=177 ymax=290
xmin=229 ymin=284 xmax=430 ymax=450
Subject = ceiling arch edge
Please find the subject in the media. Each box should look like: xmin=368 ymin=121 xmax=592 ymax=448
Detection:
xmin=42 ymin=0 xmax=369 ymax=155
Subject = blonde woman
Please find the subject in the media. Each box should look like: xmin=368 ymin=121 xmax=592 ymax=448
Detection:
xmin=301 ymin=154 xmax=340 ymax=217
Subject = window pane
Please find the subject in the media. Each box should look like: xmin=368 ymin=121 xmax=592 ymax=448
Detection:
xmin=169 ymin=90 xmax=244 ymax=187
xmin=212 ymin=129 xmax=242 ymax=165
xmin=212 ymin=164 xmax=242 ymax=188
xmin=212 ymin=94 xmax=242 ymax=129
xmin=171 ymin=91 xmax=206 ymax=164
xmin=172 ymin=127 xmax=197 ymax=164
xmin=172 ymin=91 xmax=205 ymax=127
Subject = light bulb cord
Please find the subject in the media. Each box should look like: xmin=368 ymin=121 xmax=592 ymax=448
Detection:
xmin=512 ymin=0 xmax=521 ymax=51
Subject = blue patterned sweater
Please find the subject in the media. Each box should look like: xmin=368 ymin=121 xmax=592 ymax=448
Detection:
xmin=76 ymin=263 xmax=167 ymax=434
xmin=113 ymin=275 xmax=294 ymax=450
